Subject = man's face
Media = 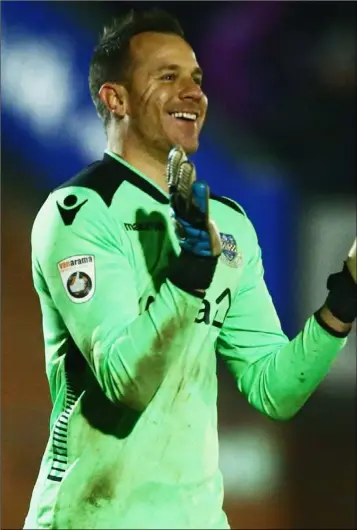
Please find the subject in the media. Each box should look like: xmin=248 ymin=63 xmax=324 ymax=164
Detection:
xmin=126 ymin=32 xmax=208 ymax=156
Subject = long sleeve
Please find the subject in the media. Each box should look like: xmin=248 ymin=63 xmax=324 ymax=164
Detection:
xmin=32 ymin=187 xmax=202 ymax=410
xmin=216 ymin=216 xmax=347 ymax=420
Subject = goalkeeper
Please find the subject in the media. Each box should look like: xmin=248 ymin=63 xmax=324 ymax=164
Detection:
xmin=25 ymin=8 xmax=356 ymax=530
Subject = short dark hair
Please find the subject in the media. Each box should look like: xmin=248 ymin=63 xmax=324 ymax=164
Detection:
xmin=89 ymin=8 xmax=185 ymax=127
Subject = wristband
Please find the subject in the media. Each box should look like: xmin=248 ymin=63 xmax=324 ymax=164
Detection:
xmin=168 ymin=250 xmax=218 ymax=292
xmin=325 ymin=262 xmax=357 ymax=324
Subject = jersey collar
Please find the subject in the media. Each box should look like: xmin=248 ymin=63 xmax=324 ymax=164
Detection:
xmin=104 ymin=150 xmax=169 ymax=205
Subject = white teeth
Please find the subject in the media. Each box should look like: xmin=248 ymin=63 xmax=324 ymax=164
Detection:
xmin=171 ymin=112 xmax=197 ymax=121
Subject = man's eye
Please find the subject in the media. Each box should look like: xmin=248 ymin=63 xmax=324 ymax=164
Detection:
xmin=160 ymin=73 xmax=176 ymax=81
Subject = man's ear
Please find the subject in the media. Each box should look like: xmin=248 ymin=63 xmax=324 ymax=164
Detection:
xmin=98 ymin=83 xmax=130 ymax=119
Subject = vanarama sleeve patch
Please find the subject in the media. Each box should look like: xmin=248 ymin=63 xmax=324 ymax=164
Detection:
xmin=57 ymin=255 xmax=96 ymax=303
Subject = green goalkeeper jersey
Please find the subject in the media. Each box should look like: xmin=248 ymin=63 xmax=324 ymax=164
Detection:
xmin=26 ymin=151 xmax=346 ymax=529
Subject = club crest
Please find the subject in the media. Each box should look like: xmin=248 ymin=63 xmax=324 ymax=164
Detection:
xmin=219 ymin=233 xmax=242 ymax=268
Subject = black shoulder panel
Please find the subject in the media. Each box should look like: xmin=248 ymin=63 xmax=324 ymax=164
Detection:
xmin=56 ymin=154 xmax=169 ymax=207
xmin=210 ymin=193 xmax=245 ymax=216
xmin=56 ymin=157 xmax=125 ymax=207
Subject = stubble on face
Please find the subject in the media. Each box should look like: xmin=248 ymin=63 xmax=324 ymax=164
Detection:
xmin=125 ymin=32 xmax=208 ymax=160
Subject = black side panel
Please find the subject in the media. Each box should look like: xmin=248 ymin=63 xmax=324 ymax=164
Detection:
xmin=66 ymin=336 xmax=141 ymax=438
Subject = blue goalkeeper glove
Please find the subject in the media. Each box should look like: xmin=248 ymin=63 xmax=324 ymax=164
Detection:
xmin=166 ymin=146 xmax=222 ymax=292
xmin=167 ymin=146 xmax=222 ymax=258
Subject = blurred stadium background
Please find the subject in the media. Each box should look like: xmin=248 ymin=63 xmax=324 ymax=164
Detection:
xmin=1 ymin=1 xmax=356 ymax=528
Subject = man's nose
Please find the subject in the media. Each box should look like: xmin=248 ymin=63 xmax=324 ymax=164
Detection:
xmin=178 ymin=79 xmax=203 ymax=101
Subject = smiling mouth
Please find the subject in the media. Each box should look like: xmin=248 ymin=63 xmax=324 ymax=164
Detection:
xmin=169 ymin=111 xmax=198 ymax=122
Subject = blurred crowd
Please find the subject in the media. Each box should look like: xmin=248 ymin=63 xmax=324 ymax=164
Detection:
xmin=199 ymin=2 xmax=356 ymax=194
xmin=61 ymin=1 xmax=356 ymax=194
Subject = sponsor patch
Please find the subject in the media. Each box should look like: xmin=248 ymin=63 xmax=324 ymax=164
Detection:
xmin=219 ymin=233 xmax=243 ymax=268
xmin=57 ymin=255 xmax=95 ymax=303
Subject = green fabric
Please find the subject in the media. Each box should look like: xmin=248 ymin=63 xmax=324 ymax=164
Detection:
xmin=25 ymin=153 xmax=346 ymax=529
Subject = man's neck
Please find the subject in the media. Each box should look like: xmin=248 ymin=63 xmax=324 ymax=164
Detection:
xmin=107 ymin=136 xmax=169 ymax=194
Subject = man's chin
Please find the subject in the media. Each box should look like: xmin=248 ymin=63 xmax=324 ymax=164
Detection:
xmin=170 ymin=138 xmax=199 ymax=156
xmin=183 ymin=143 xmax=199 ymax=155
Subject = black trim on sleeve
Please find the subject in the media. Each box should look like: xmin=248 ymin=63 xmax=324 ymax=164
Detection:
xmin=210 ymin=194 xmax=245 ymax=216
xmin=314 ymin=309 xmax=351 ymax=338
xmin=56 ymin=154 xmax=169 ymax=207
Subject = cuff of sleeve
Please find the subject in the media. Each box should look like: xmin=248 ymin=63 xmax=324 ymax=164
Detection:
xmin=168 ymin=250 xmax=218 ymax=292
xmin=325 ymin=262 xmax=356 ymax=324
xmin=314 ymin=309 xmax=351 ymax=338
